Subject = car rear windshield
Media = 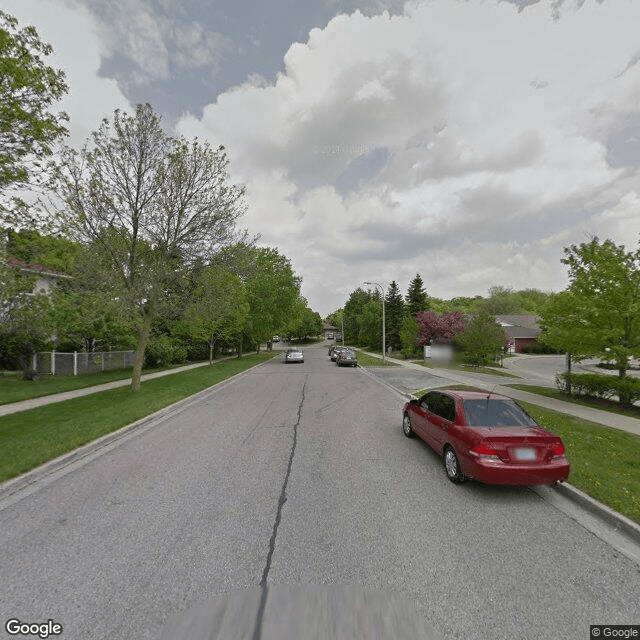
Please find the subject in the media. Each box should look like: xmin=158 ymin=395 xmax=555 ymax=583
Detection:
xmin=463 ymin=399 xmax=537 ymax=427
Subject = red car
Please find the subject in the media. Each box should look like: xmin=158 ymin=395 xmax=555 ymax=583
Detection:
xmin=402 ymin=389 xmax=570 ymax=485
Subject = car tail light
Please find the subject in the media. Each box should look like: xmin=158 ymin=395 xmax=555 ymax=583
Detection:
xmin=471 ymin=442 xmax=497 ymax=456
xmin=552 ymin=441 xmax=565 ymax=457
xmin=469 ymin=442 xmax=500 ymax=461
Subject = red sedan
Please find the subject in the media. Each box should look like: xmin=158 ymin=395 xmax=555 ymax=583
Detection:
xmin=402 ymin=389 xmax=570 ymax=485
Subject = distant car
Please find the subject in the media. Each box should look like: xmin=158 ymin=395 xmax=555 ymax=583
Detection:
xmin=326 ymin=333 xmax=334 ymax=340
xmin=402 ymin=389 xmax=570 ymax=486
xmin=272 ymin=336 xmax=280 ymax=343
xmin=330 ymin=346 xmax=349 ymax=361
xmin=336 ymin=349 xmax=357 ymax=367
xmin=334 ymin=332 xmax=342 ymax=341
xmin=284 ymin=347 xmax=304 ymax=363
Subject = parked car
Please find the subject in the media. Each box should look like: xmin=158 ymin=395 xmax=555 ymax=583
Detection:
xmin=327 ymin=333 xmax=334 ymax=340
xmin=272 ymin=336 xmax=280 ymax=343
xmin=335 ymin=332 xmax=342 ymax=341
xmin=284 ymin=347 xmax=304 ymax=363
xmin=402 ymin=389 xmax=570 ymax=485
xmin=330 ymin=346 xmax=350 ymax=361
xmin=336 ymin=349 xmax=357 ymax=367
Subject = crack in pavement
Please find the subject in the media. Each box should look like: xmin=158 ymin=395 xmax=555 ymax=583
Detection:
xmin=252 ymin=377 xmax=307 ymax=640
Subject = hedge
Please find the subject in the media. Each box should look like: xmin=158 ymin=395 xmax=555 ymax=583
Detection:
xmin=556 ymin=372 xmax=640 ymax=406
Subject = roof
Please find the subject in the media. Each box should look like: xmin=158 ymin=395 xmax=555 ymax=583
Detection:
xmin=503 ymin=325 xmax=541 ymax=339
xmin=495 ymin=315 xmax=539 ymax=329
xmin=4 ymin=257 xmax=72 ymax=279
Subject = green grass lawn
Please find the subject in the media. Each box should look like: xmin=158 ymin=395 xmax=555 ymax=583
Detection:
xmin=510 ymin=384 xmax=640 ymax=419
xmin=0 ymin=353 xmax=274 ymax=484
xmin=420 ymin=360 xmax=520 ymax=378
xmin=412 ymin=384 xmax=640 ymax=524
xmin=354 ymin=350 xmax=399 ymax=367
xmin=0 ymin=363 xmax=215 ymax=405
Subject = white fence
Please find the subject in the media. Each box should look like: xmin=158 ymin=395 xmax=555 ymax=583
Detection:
xmin=33 ymin=351 xmax=136 ymax=376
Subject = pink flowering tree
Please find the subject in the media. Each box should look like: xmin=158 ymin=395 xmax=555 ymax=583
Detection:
xmin=416 ymin=311 xmax=465 ymax=346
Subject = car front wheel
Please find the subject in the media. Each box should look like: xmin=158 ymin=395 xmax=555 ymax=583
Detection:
xmin=402 ymin=413 xmax=415 ymax=438
xmin=444 ymin=446 xmax=465 ymax=483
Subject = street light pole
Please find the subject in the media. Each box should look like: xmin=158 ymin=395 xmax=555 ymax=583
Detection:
xmin=364 ymin=281 xmax=386 ymax=364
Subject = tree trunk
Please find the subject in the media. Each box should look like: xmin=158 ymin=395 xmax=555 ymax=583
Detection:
xmin=130 ymin=300 xmax=155 ymax=391
xmin=209 ymin=335 xmax=216 ymax=365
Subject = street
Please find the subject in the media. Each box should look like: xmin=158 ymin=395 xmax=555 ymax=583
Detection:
xmin=0 ymin=344 xmax=638 ymax=639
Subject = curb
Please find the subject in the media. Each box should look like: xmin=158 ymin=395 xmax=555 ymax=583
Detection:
xmin=0 ymin=356 xmax=275 ymax=505
xmin=553 ymin=481 xmax=640 ymax=543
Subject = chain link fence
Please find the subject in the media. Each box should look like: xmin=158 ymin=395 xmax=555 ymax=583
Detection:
xmin=32 ymin=351 xmax=136 ymax=376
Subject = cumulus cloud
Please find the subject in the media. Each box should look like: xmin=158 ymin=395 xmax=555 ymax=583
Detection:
xmin=176 ymin=0 xmax=640 ymax=314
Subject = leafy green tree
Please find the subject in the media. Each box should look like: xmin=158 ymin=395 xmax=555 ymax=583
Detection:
xmin=286 ymin=300 xmax=322 ymax=341
xmin=0 ymin=264 xmax=53 ymax=370
xmin=238 ymin=246 xmax=300 ymax=353
xmin=358 ymin=298 xmax=382 ymax=349
xmin=174 ymin=264 xmax=247 ymax=364
xmin=476 ymin=286 xmax=525 ymax=315
xmin=456 ymin=309 xmax=506 ymax=366
xmin=385 ymin=280 xmax=404 ymax=351
xmin=4 ymin=228 xmax=80 ymax=272
xmin=343 ymin=288 xmax=372 ymax=344
xmin=405 ymin=273 xmax=429 ymax=318
xmin=46 ymin=104 xmax=245 ymax=390
xmin=399 ymin=315 xmax=419 ymax=358
xmin=324 ymin=309 xmax=343 ymax=331
xmin=0 ymin=10 xmax=68 ymax=207
xmin=539 ymin=237 xmax=640 ymax=381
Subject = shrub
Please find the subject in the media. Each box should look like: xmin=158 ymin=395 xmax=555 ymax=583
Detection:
xmin=144 ymin=336 xmax=188 ymax=367
xmin=520 ymin=343 xmax=561 ymax=354
xmin=556 ymin=372 xmax=640 ymax=406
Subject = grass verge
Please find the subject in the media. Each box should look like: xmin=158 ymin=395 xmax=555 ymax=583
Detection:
xmin=354 ymin=350 xmax=399 ymax=367
xmin=0 ymin=353 xmax=273 ymax=484
xmin=510 ymin=384 xmax=640 ymax=419
xmin=420 ymin=361 xmax=520 ymax=378
xmin=0 ymin=363 xmax=216 ymax=405
xmin=412 ymin=384 xmax=639 ymax=524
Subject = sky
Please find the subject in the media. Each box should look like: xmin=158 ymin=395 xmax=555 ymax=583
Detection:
xmin=3 ymin=0 xmax=640 ymax=316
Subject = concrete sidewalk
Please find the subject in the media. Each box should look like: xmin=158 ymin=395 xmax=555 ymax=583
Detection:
xmin=361 ymin=352 xmax=640 ymax=437
xmin=0 ymin=360 xmax=214 ymax=417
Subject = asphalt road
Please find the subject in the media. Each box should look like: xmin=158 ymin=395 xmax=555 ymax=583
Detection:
xmin=1 ymin=344 xmax=638 ymax=639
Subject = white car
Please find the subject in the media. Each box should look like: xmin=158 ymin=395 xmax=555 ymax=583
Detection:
xmin=284 ymin=348 xmax=304 ymax=363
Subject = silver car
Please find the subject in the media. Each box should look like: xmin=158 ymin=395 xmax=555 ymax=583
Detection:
xmin=284 ymin=348 xmax=304 ymax=363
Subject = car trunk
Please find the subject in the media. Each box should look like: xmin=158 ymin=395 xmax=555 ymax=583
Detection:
xmin=471 ymin=426 xmax=560 ymax=463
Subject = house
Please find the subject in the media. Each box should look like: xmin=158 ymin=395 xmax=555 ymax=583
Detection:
xmin=4 ymin=257 xmax=72 ymax=293
xmin=322 ymin=324 xmax=338 ymax=337
xmin=495 ymin=315 xmax=541 ymax=353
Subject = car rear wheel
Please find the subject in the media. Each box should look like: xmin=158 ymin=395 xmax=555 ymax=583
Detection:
xmin=444 ymin=446 xmax=465 ymax=483
xmin=402 ymin=413 xmax=415 ymax=438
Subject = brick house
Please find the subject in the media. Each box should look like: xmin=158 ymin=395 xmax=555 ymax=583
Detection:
xmin=495 ymin=315 xmax=542 ymax=353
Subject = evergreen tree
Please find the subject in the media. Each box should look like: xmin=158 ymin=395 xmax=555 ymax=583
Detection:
xmin=405 ymin=273 xmax=429 ymax=318
xmin=385 ymin=280 xmax=404 ymax=351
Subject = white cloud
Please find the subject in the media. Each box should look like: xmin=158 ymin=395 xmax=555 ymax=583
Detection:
xmin=7 ymin=0 xmax=640 ymax=315
xmin=177 ymin=0 xmax=640 ymax=314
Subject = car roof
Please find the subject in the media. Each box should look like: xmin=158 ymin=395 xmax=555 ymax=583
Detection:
xmin=427 ymin=389 xmax=511 ymax=401
xmin=287 ymin=347 xmax=302 ymax=352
